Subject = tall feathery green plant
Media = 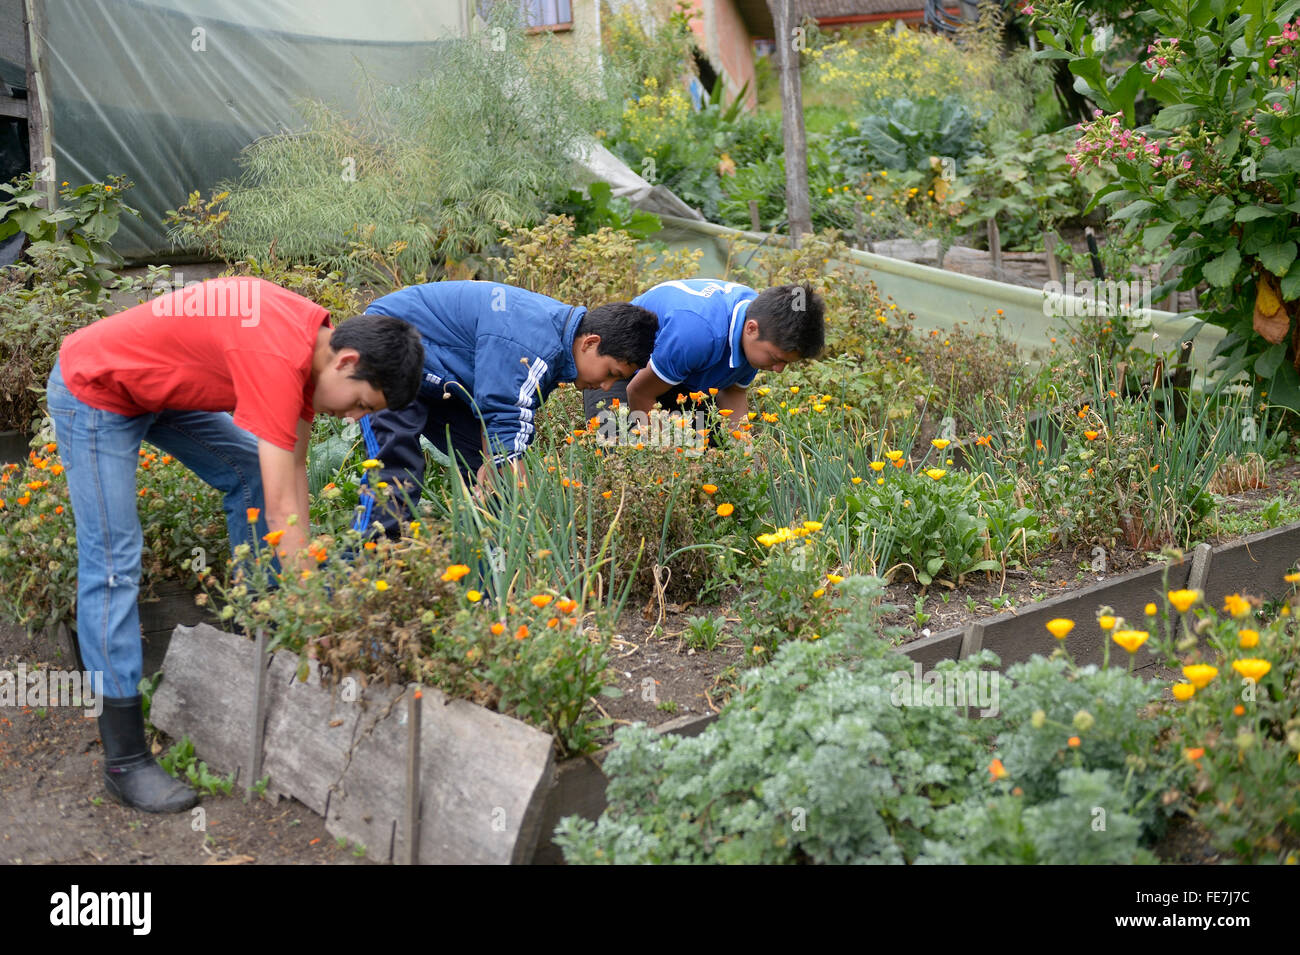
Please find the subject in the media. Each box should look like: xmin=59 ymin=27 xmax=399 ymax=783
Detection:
xmin=213 ymin=5 xmax=605 ymax=282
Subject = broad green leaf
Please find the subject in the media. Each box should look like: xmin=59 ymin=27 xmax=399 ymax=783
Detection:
xmin=1282 ymin=269 xmax=1300 ymax=300
xmin=1154 ymin=104 xmax=1203 ymax=129
xmin=1258 ymin=240 xmax=1298 ymax=276
xmin=1235 ymin=205 xmax=1275 ymax=222
xmin=1255 ymin=343 xmax=1285 ymax=379
xmin=1143 ymin=222 xmax=1176 ymax=249
xmin=1202 ymin=246 xmax=1242 ymax=286
xmin=1200 ymin=194 xmax=1234 ymax=224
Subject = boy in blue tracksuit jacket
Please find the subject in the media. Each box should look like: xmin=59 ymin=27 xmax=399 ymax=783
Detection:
xmin=581 ymin=279 xmax=826 ymax=422
xmin=364 ymin=280 xmax=658 ymax=536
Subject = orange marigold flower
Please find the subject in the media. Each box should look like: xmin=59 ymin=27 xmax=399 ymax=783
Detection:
xmin=50 ymin=464 xmax=64 ymax=476
xmin=17 ymin=494 xmax=30 ymax=506
xmin=611 ymin=398 xmax=619 ymax=408
xmin=702 ymin=484 xmax=718 ymax=494
xmin=246 ymin=507 xmax=260 ymax=523
xmin=546 ymin=617 xmax=559 ymax=628
xmin=1233 ymin=704 xmax=1245 ymax=716
xmin=988 ymin=758 xmax=1008 ymax=780
xmin=708 ymin=388 xmax=718 ymax=396
xmin=716 ymin=502 xmax=735 ymax=517
xmin=1184 ymin=747 xmax=1205 ymax=761
xmin=975 ymin=434 xmax=992 ymax=446
xmin=514 ymin=624 xmax=530 ymax=641
xmin=441 ymin=564 xmax=472 ymax=582
xmin=364 ymin=541 xmax=377 ymax=551
xmin=530 ymin=594 xmax=553 ymax=608
xmin=263 ymin=530 xmax=286 ymax=546
xmin=54 ymin=505 xmax=63 ymax=514
xmin=1035 ymin=439 xmax=1044 ymax=450
xmin=43 ymin=442 xmax=57 ymax=454
xmin=490 ymin=622 xmax=505 ymax=636
xmin=601 ymin=490 xmax=613 ymax=499
xmin=718 ymin=408 xmax=733 ymax=417
xmin=1067 ymin=736 xmax=1081 ymax=748
xmin=1083 ymin=430 xmax=1099 ymax=441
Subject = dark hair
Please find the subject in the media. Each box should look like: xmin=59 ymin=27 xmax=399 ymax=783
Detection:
xmin=748 ymin=283 xmax=825 ymax=359
xmin=577 ymin=302 xmax=659 ymax=367
xmin=330 ymin=315 xmax=424 ymax=410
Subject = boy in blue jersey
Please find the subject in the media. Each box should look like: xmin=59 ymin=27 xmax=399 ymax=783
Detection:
xmin=581 ymin=280 xmax=825 ymax=422
xmin=363 ymin=280 xmax=658 ymax=536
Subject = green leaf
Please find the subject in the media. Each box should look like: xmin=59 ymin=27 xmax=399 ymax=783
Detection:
xmin=1235 ymin=206 xmax=1274 ymax=222
xmin=1202 ymin=246 xmax=1242 ymax=287
xmin=1282 ymin=269 xmax=1300 ymax=301
xmin=1154 ymin=104 xmax=1203 ymax=129
xmin=599 ymin=685 xmax=624 ymax=699
xmin=1255 ymin=343 xmax=1285 ymax=379
xmin=1258 ymin=240 xmax=1297 ymax=276
xmin=1112 ymin=199 xmax=1156 ymax=221
xmin=1143 ymin=222 xmax=1176 ymax=249
xmin=1200 ymin=194 xmax=1234 ymax=224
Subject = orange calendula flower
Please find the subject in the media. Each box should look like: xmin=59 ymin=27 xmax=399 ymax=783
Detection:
xmin=16 ymin=494 xmax=30 ymax=506
xmin=530 ymin=594 xmax=553 ymax=608
xmin=1035 ymin=439 xmax=1044 ymax=450
xmin=708 ymin=387 xmax=718 ymax=396
xmin=975 ymin=434 xmax=992 ymax=446
xmin=1167 ymin=589 xmax=1201 ymax=613
xmin=689 ymin=391 xmax=705 ymax=402
xmin=1046 ymin=618 xmax=1074 ymax=639
xmin=702 ymin=484 xmax=718 ymax=494
xmin=1231 ymin=659 xmax=1271 ymax=681
xmin=1285 ymin=571 xmax=1300 ymax=583
xmin=54 ymin=505 xmax=63 ymax=514
xmin=1184 ymin=747 xmax=1205 ymax=761
xmin=601 ymin=490 xmax=613 ymax=499
xmin=1222 ymin=593 xmax=1251 ymax=618
xmin=1171 ymin=683 xmax=1195 ymax=701
xmin=490 ymin=622 xmax=505 ymax=636
xmin=1238 ymin=629 xmax=1259 ymax=649
xmin=1097 ymin=615 xmax=1116 ymax=630
xmin=1181 ymin=664 xmax=1218 ymax=689
xmin=546 ymin=617 xmax=559 ymax=629
xmin=50 ymin=464 xmax=64 ymax=476
xmin=263 ymin=530 xmax=286 ymax=546
xmin=716 ymin=503 xmax=735 ymax=517
xmin=1083 ymin=430 xmax=1099 ymax=441
xmin=514 ymin=625 xmax=529 ymax=641
xmin=43 ymin=442 xmax=57 ymax=454
xmin=1112 ymin=629 xmax=1149 ymax=654
xmin=442 ymin=564 xmax=472 ymax=582
xmin=556 ymin=598 xmax=577 ymax=614
xmin=761 ymin=413 xmax=779 ymax=423
xmin=610 ymin=398 xmax=619 ymax=408
xmin=1233 ymin=704 xmax=1245 ymax=716
xmin=246 ymin=507 xmax=260 ymax=523
xmin=1067 ymin=736 xmax=1081 ymax=748
xmin=988 ymin=758 xmax=1008 ymax=780
xmin=718 ymin=408 xmax=733 ymax=417
xmin=364 ymin=541 xmax=377 ymax=551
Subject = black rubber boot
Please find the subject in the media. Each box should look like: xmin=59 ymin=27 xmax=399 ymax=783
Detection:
xmin=97 ymin=695 xmax=198 ymax=813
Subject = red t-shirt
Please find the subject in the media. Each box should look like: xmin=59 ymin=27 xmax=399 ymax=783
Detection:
xmin=59 ymin=276 xmax=330 ymax=451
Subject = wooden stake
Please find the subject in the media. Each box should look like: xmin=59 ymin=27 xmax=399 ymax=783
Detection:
xmin=986 ymin=217 xmax=1002 ymax=278
xmin=246 ymin=628 xmax=267 ymax=797
xmin=23 ymin=0 xmax=54 ymax=209
xmin=748 ymin=199 xmax=761 ymax=234
xmin=405 ymin=685 xmax=422 ymax=865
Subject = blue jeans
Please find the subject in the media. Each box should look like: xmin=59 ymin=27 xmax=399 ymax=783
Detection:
xmin=46 ymin=360 xmax=269 ymax=698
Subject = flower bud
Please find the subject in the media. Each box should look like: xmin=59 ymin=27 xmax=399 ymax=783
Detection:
xmin=1073 ymin=709 xmax=1095 ymax=732
xmin=1235 ymin=731 xmax=1255 ymax=751
xmin=1031 ymin=709 xmax=1046 ymax=729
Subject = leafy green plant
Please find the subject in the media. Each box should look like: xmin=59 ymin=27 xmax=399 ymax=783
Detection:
xmin=160 ymin=736 xmax=235 ymax=796
xmin=682 ymin=613 xmax=728 ymax=651
xmin=552 ymin=181 xmax=661 ymax=239
xmin=835 ymin=96 xmax=986 ymax=174
xmin=1031 ymin=0 xmax=1300 ymax=410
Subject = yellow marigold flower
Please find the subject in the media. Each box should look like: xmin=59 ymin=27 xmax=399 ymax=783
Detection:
xmin=1097 ymin=614 xmax=1116 ymax=631
xmin=467 ymin=590 xmax=483 ymax=602
xmin=812 ymin=588 xmax=825 ymax=598
xmin=441 ymin=564 xmax=471 ymax=582
xmin=1171 ymin=683 xmax=1196 ymax=701
xmin=762 ymin=412 xmax=779 ymax=423
xmin=1231 ymin=658 xmax=1271 ymax=681
xmin=827 ymin=574 xmax=844 ymax=584
xmin=885 ymin=450 xmax=904 ymax=461
xmin=1181 ymin=664 xmax=1218 ymax=689
xmin=374 ymin=580 xmax=389 ymax=591
xmin=1111 ymin=629 xmax=1149 ymax=654
xmin=924 ymin=468 xmax=946 ymax=480
xmin=747 ymin=412 xmax=757 ymax=420
xmin=717 ymin=503 xmax=735 ymax=517
xmin=1145 ymin=603 xmax=1158 ymax=616
xmin=757 ymin=533 xmax=779 ymax=547
xmin=1286 ymin=571 xmax=1300 ymax=583
xmin=870 ymin=461 xmax=885 ymax=471
xmin=756 ymin=387 xmax=770 ymax=396
xmin=851 ymin=476 xmax=863 ymax=484
xmin=1238 ymin=628 xmax=1259 ymax=649
xmin=531 ymin=594 xmax=553 ymax=608
xmin=931 ymin=438 xmax=950 ymax=450
xmin=790 ymin=386 xmax=800 ymax=394
xmin=1222 ymin=593 xmax=1251 ymax=618
xmin=361 ymin=458 xmax=381 ymax=469
xmin=718 ymin=408 xmax=734 ymax=417
xmin=1167 ymin=589 xmax=1201 ymax=613
xmin=803 ymin=521 xmax=823 ymax=531
xmin=1046 ymin=618 xmax=1074 ymax=640
xmin=877 ymin=477 xmax=885 ymax=484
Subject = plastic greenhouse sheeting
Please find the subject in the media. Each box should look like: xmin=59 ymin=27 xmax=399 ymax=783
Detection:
xmin=37 ymin=0 xmax=466 ymax=260
xmin=646 ymin=213 xmax=1227 ymax=383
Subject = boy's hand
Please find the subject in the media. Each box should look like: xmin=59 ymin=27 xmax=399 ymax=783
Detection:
xmin=258 ymin=422 xmax=315 ymax=573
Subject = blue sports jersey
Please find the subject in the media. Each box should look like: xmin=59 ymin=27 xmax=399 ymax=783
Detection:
xmin=632 ymin=279 xmax=758 ymax=396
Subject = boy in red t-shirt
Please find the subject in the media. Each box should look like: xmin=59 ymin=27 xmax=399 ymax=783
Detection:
xmin=47 ymin=276 xmax=422 ymax=813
